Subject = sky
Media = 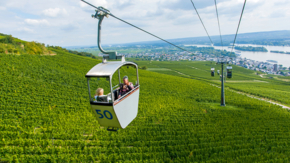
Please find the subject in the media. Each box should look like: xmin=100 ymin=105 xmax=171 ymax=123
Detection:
xmin=0 ymin=0 xmax=289 ymax=46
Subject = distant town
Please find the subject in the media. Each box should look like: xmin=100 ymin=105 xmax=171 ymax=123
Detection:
xmin=108 ymin=51 xmax=290 ymax=76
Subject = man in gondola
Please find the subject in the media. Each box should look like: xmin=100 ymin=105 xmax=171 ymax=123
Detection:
xmin=118 ymin=76 xmax=134 ymax=98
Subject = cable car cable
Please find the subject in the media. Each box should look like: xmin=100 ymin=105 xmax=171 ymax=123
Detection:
xmin=214 ymin=0 xmax=223 ymax=50
xmin=230 ymin=0 xmax=247 ymax=53
xmin=189 ymin=0 xmax=213 ymax=45
xmin=81 ymin=0 xmax=193 ymax=54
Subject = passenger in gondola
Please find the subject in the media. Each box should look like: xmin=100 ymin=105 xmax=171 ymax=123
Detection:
xmin=119 ymin=84 xmax=129 ymax=97
xmin=118 ymin=76 xmax=134 ymax=98
xmin=94 ymin=88 xmax=111 ymax=102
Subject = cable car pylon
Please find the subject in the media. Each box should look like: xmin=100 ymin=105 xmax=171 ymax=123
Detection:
xmin=216 ymin=57 xmax=230 ymax=106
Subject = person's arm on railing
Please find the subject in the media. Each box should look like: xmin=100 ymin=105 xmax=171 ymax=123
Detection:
xmin=128 ymin=82 xmax=134 ymax=89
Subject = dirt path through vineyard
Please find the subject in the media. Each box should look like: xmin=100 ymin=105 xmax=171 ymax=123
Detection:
xmin=164 ymin=68 xmax=290 ymax=109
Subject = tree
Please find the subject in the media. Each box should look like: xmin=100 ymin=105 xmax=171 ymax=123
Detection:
xmin=141 ymin=66 xmax=147 ymax=70
xmin=0 ymin=35 xmax=15 ymax=44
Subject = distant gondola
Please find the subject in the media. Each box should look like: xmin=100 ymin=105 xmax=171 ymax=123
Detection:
xmin=227 ymin=66 xmax=232 ymax=78
xmin=211 ymin=67 xmax=215 ymax=77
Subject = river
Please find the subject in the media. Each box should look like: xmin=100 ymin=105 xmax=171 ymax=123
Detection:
xmin=185 ymin=44 xmax=290 ymax=67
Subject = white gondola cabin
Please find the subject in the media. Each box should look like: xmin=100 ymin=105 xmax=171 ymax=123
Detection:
xmin=86 ymin=8 xmax=141 ymax=131
xmin=86 ymin=61 xmax=140 ymax=131
xmin=227 ymin=66 xmax=232 ymax=78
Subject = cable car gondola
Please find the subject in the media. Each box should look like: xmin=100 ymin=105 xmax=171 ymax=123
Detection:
xmin=227 ymin=66 xmax=232 ymax=78
xmin=211 ymin=67 xmax=215 ymax=77
xmin=86 ymin=9 xmax=140 ymax=131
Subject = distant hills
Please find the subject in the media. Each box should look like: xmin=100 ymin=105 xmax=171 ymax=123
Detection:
xmin=124 ymin=30 xmax=290 ymax=47
xmin=67 ymin=30 xmax=290 ymax=49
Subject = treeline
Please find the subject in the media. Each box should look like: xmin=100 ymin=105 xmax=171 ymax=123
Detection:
xmin=0 ymin=33 xmax=53 ymax=55
xmin=24 ymin=42 xmax=52 ymax=55
xmin=0 ymin=32 xmax=96 ymax=58
xmin=234 ymin=46 xmax=268 ymax=52
xmin=185 ymin=46 xmax=235 ymax=57
xmin=270 ymin=50 xmax=290 ymax=54
xmin=48 ymin=46 xmax=97 ymax=59
xmin=0 ymin=34 xmax=14 ymax=44
xmin=237 ymin=40 xmax=290 ymax=46
xmin=270 ymin=50 xmax=285 ymax=54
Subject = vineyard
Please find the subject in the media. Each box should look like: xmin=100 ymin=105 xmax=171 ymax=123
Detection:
xmin=133 ymin=60 xmax=290 ymax=106
xmin=1 ymin=48 xmax=290 ymax=162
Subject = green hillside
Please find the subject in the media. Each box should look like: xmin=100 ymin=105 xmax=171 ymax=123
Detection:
xmin=1 ymin=48 xmax=290 ymax=162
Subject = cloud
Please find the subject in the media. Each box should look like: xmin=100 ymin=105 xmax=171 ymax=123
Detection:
xmin=42 ymin=8 xmax=68 ymax=17
xmin=25 ymin=19 xmax=49 ymax=26
xmin=61 ymin=23 xmax=80 ymax=31
xmin=0 ymin=0 xmax=289 ymax=46
xmin=110 ymin=0 xmax=134 ymax=10
xmin=159 ymin=0 xmax=228 ymax=11
xmin=17 ymin=27 xmax=34 ymax=33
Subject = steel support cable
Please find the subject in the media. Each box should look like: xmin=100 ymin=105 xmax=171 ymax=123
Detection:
xmin=214 ymin=0 xmax=223 ymax=50
xmin=190 ymin=0 xmax=213 ymax=45
xmin=231 ymin=0 xmax=247 ymax=53
xmin=81 ymin=0 xmax=193 ymax=54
